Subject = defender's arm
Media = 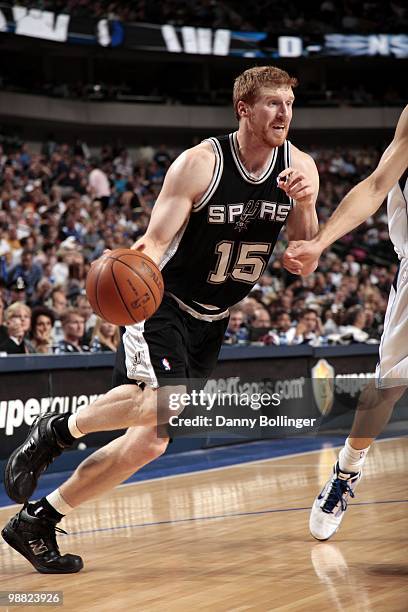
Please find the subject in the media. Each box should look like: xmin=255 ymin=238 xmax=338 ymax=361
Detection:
xmin=284 ymin=105 xmax=408 ymax=275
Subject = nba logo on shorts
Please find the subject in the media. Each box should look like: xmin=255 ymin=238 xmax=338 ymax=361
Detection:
xmin=161 ymin=358 xmax=171 ymax=371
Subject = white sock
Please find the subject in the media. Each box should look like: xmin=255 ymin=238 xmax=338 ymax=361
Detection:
xmin=46 ymin=488 xmax=75 ymax=516
xmin=338 ymin=437 xmax=370 ymax=473
xmin=68 ymin=413 xmax=85 ymax=439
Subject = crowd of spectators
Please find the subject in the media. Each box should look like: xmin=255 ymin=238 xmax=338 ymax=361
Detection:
xmin=223 ymin=266 xmax=394 ymax=347
xmin=11 ymin=0 xmax=408 ymax=33
xmin=0 ymin=134 xmax=396 ymax=355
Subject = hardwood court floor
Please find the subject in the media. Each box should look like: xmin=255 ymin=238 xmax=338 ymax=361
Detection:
xmin=0 ymin=438 xmax=406 ymax=611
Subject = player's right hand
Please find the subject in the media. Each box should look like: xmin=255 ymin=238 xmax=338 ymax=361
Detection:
xmin=283 ymin=240 xmax=322 ymax=276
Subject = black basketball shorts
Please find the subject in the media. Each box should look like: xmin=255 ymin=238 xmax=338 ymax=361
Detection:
xmin=112 ymin=295 xmax=229 ymax=389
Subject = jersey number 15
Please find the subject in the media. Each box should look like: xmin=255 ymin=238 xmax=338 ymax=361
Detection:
xmin=208 ymin=241 xmax=271 ymax=285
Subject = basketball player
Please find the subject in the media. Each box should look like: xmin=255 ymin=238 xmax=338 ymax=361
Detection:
xmin=283 ymin=104 xmax=408 ymax=540
xmin=2 ymin=66 xmax=319 ymax=573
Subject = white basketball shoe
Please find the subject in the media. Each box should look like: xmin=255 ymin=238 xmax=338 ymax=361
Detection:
xmin=309 ymin=462 xmax=362 ymax=540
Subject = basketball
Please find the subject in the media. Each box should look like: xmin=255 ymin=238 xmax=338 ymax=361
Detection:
xmin=86 ymin=249 xmax=164 ymax=325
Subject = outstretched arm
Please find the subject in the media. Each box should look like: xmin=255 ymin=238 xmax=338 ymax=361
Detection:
xmin=284 ymin=105 xmax=408 ymax=275
xmin=131 ymin=144 xmax=215 ymax=265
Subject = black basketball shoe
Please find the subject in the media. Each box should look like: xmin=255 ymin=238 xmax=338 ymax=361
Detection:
xmin=1 ymin=507 xmax=83 ymax=574
xmin=4 ymin=413 xmax=73 ymax=504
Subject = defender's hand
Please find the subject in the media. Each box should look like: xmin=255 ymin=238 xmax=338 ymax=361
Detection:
xmin=283 ymin=239 xmax=322 ymax=276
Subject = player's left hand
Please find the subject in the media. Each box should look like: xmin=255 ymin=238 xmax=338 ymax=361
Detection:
xmin=277 ymin=167 xmax=315 ymax=205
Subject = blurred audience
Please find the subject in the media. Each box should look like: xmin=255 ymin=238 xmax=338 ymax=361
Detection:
xmin=8 ymin=250 xmax=43 ymax=301
xmin=0 ymin=296 xmax=6 ymax=343
xmin=224 ymin=307 xmax=249 ymax=344
xmin=338 ymin=304 xmax=369 ymax=343
xmin=271 ymin=310 xmax=297 ymax=345
xmin=0 ymin=136 xmax=396 ymax=355
xmin=294 ymin=309 xmax=324 ymax=345
xmin=75 ymin=294 xmax=96 ymax=343
xmin=29 ymin=306 xmax=56 ymax=354
xmin=0 ymin=302 xmax=34 ymax=354
xmin=90 ymin=318 xmax=120 ymax=352
xmin=54 ymin=308 xmax=89 ymax=354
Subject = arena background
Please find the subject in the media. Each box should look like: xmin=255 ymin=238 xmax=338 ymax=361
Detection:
xmin=0 ymin=2 xmax=407 ymax=610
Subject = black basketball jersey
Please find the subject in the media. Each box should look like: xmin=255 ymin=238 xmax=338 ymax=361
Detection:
xmin=162 ymin=132 xmax=293 ymax=318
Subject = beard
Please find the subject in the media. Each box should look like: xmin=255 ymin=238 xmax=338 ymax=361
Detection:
xmin=261 ymin=126 xmax=288 ymax=148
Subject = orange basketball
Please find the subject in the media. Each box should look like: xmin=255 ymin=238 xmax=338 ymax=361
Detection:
xmin=86 ymin=249 xmax=164 ymax=325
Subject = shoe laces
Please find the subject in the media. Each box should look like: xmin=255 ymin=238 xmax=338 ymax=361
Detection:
xmin=322 ymin=477 xmax=355 ymax=514
xmin=49 ymin=525 xmax=66 ymax=551
xmin=54 ymin=526 xmax=67 ymax=536
xmin=21 ymin=503 xmax=68 ymax=545
xmin=41 ymin=521 xmax=68 ymax=557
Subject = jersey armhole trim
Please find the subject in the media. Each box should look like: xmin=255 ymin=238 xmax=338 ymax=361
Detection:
xmin=193 ymin=138 xmax=223 ymax=213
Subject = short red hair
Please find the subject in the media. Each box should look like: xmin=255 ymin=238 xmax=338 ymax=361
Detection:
xmin=233 ymin=66 xmax=298 ymax=120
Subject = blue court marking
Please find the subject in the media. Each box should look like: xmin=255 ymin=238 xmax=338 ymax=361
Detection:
xmin=64 ymin=498 xmax=408 ymax=538
xmin=0 ymin=434 xmax=404 ymax=508
xmin=0 ymin=436 xmax=348 ymax=507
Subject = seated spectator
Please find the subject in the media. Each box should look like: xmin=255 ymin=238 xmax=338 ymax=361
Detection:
xmin=154 ymin=144 xmax=172 ymax=168
xmin=0 ymin=302 xmax=34 ymax=354
xmin=0 ymin=222 xmax=11 ymax=267
xmin=6 ymin=225 xmax=22 ymax=267
xmin=374 ymin=267 xmax=392 ymax=296
xmin=240 ymin=294 xmax=264 ymax=318
xmin=52 ymin=253 xmax=70 ymax=286
xmin=327 ymin=260 xmax=343 ymax=288
xmin=251 ymin=307 xmax=272 ymax=328
xmin=223 ymin=307 xmax=249 ymax=344
xmin=29 ymin=306 xmax=56 ymax=354
xmin=338 ymin=305 xmax=369 ymax=343
xmin=342 ymin=254 xmax=361 ymax=276
xmin=363 ymin=306 xmax=382 ymax=341
xmin=49 ymin=287 xmax=68 ymax=344
xmin=50 ymin=287 xmax=68 ymax=315
xmin=342 ymin=276 xmax=361 ymax=308
xmin=0 ymin=254 xmax=7 ymax=287
xmin=294 ymin=309 xmax=324 ymax=345
xmin=8 ymin=249 xmax=43 ymax=301
xmin=54 ymin=308 xmax=90 ymax=354
xmin=272 ymin=310 xmax=297 ymax=345
xmin=7 ymin=276 xmax=28 ymax=306
xmin=0 ymin=295 xmax=7 ymax=343
xmin=90 ymin=318 xmax=120 ymax=352
xmin=248 ymin=307 xmax=273 ymax=343
xmin=321 ymin=307 xmax=339 ymax=335
xmin=76 ymin=293 xmax=96 ymax=343
xmin=113 ymin=148 xmax=133 ymax=178
xmin=30 ymin=277 xmax=54 ymax=308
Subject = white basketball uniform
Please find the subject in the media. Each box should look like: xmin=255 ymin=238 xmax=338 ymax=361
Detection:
xmin=376 ymin=170 xmax=408 ymax=388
